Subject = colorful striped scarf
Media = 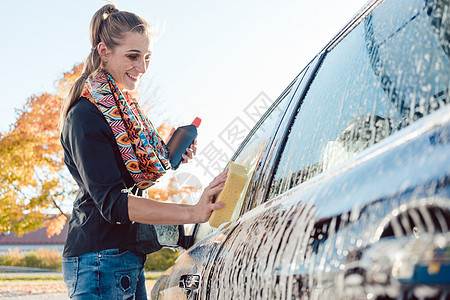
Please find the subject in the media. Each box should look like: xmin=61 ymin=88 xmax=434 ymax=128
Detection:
xmin=82 ymin=71 xmax=171 ymax=189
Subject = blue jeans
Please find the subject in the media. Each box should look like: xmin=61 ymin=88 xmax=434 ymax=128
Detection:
xmin=62 ymin=249 xmax=147 ymax=299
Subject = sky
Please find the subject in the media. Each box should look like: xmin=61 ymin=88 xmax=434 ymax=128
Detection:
xmin=0 ymin=0 xmax=369 ymax=194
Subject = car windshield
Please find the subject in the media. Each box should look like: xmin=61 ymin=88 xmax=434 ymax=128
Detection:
xmin=268 ymin=0 xmax=449 ymax=199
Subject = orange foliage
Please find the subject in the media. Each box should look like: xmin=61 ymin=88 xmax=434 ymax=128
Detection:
xmin=0 ymin=64 xmax=82 ymax=237
xmin=43 ymin=214 xmax=67 ymax=238
xmin=147 ymin=176 xmax=201 ymax=204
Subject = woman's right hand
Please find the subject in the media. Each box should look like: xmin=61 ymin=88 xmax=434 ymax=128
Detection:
xmin=192 ymin=169 xmax=228 ymax=223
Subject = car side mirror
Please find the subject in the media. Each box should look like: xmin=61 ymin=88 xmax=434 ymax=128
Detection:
xmin=153 ymin=224 xmax=195 ymax=250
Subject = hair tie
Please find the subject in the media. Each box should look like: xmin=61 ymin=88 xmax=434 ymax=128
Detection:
xmin=103 ymin=9 xmax=119 ymax=21
xmin=81 ymin=73 xmax=88 ymax=79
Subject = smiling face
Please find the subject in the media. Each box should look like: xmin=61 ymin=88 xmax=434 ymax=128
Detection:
xmin=99 ymin=31 xmax=152 ymax=92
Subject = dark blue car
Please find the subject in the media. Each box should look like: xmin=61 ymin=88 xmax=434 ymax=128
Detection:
xmin=152 ymin=0 xmax=450 ymax=298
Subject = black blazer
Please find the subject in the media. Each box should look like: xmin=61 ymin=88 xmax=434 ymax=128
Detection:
xmin=60 ymin=97 xmax=161 ymax=257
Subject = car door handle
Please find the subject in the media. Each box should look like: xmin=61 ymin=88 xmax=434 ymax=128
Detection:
xmin=179 ymin=274 xmax=201 ymax=291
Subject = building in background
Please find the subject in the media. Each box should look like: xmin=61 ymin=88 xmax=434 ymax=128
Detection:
xmin=0 ymin=221 xmax=68 ymax=254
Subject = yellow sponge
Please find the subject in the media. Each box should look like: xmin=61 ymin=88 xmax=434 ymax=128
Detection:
xmin=209 ymin=161 xmax=248 ymax=228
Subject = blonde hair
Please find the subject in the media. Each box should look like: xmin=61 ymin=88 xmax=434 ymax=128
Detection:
xmin=60 ymin=4 xmax=150 ymax=124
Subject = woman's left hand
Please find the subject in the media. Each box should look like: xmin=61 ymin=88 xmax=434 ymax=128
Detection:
xmin=181 ymin=139 xmax=197 ymax=164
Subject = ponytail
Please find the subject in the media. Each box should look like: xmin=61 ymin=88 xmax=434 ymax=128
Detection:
xmin=60 ymin=4 xmax=150 ymax=129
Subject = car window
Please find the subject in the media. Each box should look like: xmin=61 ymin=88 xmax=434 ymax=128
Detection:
xmin=194 ymin=84 xmax=295 ymax=244
xmin=268 ymin=0 xmax=450 ymax=199
xmin=229 ymin=86 xmax=293 ymax=219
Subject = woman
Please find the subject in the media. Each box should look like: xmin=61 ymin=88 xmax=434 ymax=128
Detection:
xmin=60 ymin=4 xmax=226 ymax=299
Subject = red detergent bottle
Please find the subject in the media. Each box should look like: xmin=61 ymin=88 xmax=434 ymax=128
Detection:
xmin=167 ymin=117 xmax=201 ymax=169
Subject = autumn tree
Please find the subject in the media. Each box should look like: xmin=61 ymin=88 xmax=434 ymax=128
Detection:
xmin=0 ymin=64 xmax=201 ymax=237
xmin=0 ymin=65 xmax=83 ymax=237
